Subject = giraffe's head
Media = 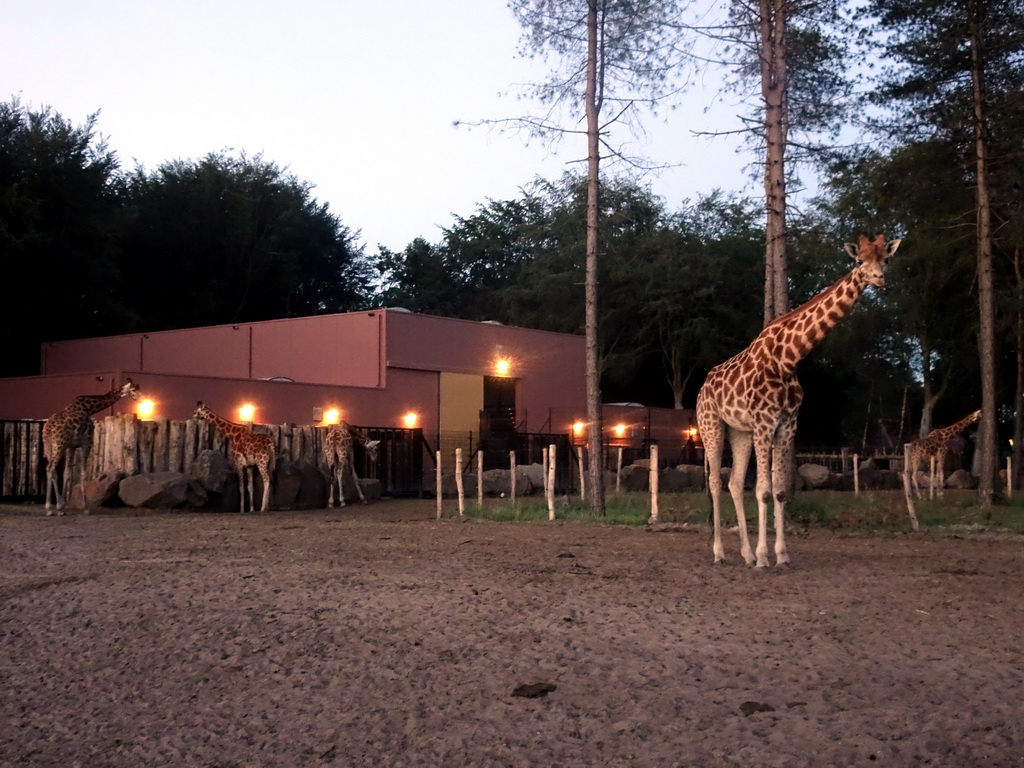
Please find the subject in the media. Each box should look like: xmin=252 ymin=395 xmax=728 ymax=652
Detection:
xmin=120 ymin=378 xmax=142 ymax=400
xmin=192 ymin=401 xmax=212 ymax=421
xmin=844 ymin=234 xmax=901 ymax=288
xmin=365 ymin=439 xmax=381 ymax=462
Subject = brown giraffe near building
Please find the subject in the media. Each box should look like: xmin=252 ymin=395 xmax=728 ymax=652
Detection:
xmin=908 ymin=410 xmax=981 ymax=498
xmin=695 ymin=233 xmax=901 ymax=567
xmin=193 ymin=402 xmax=276 ymax=513
xmin=324 ymin=421 xmax=380 ymax=507
xmin=43 ymin=378 xmax=141 ymax=515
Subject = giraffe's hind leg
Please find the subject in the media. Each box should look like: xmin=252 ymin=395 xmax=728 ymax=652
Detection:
xmin=350 ymin=462 xmax=367 ymax=504
xmin=259 ymin=465 xmax=271 ymax=513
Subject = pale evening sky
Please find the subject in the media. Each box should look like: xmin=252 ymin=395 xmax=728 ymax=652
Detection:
xmin=3 ymin=0 xmax=757 ymax=254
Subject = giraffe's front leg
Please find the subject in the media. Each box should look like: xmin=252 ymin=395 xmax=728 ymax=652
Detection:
xmin=752 ymin=440 xmax=772 ymax=569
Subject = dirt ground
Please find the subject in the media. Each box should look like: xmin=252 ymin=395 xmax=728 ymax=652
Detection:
xmin=1 ymin=498 xmax=1023 ymax=768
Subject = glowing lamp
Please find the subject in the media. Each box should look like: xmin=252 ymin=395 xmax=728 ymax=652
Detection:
xmin=137 ymin=399 xmax=156 ymax=420
xmin=402 ymin=412 xmax=418 ymax=429
xmin=324 ymin=408 xmax=341 ymax=425
xmin=494 ymin=357 xmax=511 ymax=377
xmin=613 ymin=424 xmax=627 ymax=439
xmin=238 ymin=403 xmax=256 ymax=423
xmin=687 ymin=427 xmax=698 ymax=439
xmin=572 ymin=421 xmax=585 ymax=437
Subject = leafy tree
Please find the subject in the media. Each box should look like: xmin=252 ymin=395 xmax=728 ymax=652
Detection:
xmin=632 ymin=192 xmax=765 ymax=409
xmin=0 ymin=98 xmax=124 ymax=375
xmin=118 ymin=152 xmax=370 ymax=331
xmin=862 ymin=0 xmax=1024 ymax=500
xmin=373 ymin=238 xmax=463 ymax=316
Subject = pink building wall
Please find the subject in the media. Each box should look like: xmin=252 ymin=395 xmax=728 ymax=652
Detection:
xmin=4 ymin=310 xmax=587 ymax=434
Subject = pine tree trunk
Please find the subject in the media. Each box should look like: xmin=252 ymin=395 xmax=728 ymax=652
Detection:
xmin=970 ymin=0 xmax=997 ymax=504
xmin=1013 ymin=247 xmax=1023 ymax=493
xmin=584 ymin=0 xmax=605 ymax=515
xmin=759 ymin=0 xmax=789 ymax=325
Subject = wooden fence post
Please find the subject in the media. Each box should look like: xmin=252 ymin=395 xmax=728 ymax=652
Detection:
xmin=901 ymin=443 xmax=920 ymax=531
xmin=436 ymin=450 xmax=442 ymax=520
xmin=547 ymin=444 xmax=556 ymax=521
xmin=510 ymin=450 xmax=516 ymax=504
xmin=477 ymin=449 xmax=484 ymax=507
xmin=576 ymin=445 xmax=586 ymax=501
xmin=649 ymin=444 xmax=659 ymax=523
xmin=455 ymin=448 xmax=465 ymax=517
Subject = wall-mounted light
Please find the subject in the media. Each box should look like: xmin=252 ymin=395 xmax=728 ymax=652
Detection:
xmin=613 ymin=423 xmax=627 ymax=439
xmin=572 ymin=421 xmax=585 ymax=437
xmin=402 ymin=412 xmax=418 ymax=429
xmin=137 ymin=399 xmax=156 ymax=421
xmin=324 ymin=407 xmax=341 ymax=425
xmin=686 ymin=427 xmax=698 ymax=439
xmin=238 ymin=403 xmax=256 ymax=423
xmin=493 ymin=357 xmax=512 ymax=377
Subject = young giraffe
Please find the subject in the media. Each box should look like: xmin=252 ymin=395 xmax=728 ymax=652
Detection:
xmin=908 ymin=410 xmax=981 ymax=498
xmin=324 ymin=421 xmax=380 ymax=507
xmin=192 ymin=402 xmax=276 ymax=513
xmin=43 ymin=378 xmax=141 ymax=515
xmin=696 ymin=234 xmax=901 ymax=567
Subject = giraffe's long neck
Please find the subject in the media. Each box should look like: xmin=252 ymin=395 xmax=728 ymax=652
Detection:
xmin=76 ymin=389 xmax=130 ymax=417
xmin=932 ymin=412 xmax=981 ymax=440
xmin=758 ymin=268 xmax=868 ymax=377
xmin=206 ymin=410 xmax=245 ymax=441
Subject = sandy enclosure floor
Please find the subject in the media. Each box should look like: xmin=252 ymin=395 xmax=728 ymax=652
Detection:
xmin=1 ymin=499 xmax=1023 ymax=768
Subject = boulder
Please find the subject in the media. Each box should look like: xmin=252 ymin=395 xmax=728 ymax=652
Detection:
xmin=191 ymin=449 xmax=232 ymax=493
xmin=675 ymin=464 xmax=706 ymax=490
xmin=945 ymin=468 xmax=978 ymax=490
xmin=857 ymin=457 xmax=882 ymax=488
xmin=618 ymin=464 xmax=649 ymax=492
xmin=297 ymin=463 xmax=328 ymax=509
xmin=89 ymin=470 xmax=127 ymax=506
xmin=481 ymin=468 xmax=534 ymax=496
xmin=119 ymin=471 xmax=208 ymax=509
xmin=797 ymin=463 xmax=831 ymax=489
xmin=271 ymin=459 xmax=303 ymax=509
xmin=521 ymin=463 xmax=547 ymax=489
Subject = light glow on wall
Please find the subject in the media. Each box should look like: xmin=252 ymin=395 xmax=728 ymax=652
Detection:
xmin=493 ymin=357 xmax=512 ymax=377
xmin=238 ymin=403 xmax=256 ymax=423
xmin=402 ymin=412 xmax=418 ymax=429
xmin=137 ymin=399 xmax=156 ymax=420
xmin=324 ymin=408 xmax=341 ymax=425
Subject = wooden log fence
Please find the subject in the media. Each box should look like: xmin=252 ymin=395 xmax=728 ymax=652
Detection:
xmin=1 ymin=417 xmax=423 ymax=501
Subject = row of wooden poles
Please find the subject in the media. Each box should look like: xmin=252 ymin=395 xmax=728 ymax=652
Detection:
xmin=434 ymin=443 xmax=1016 ymax=530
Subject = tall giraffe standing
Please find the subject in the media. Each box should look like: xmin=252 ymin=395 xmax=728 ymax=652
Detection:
xmin=908 ymin=410 xmax=981 ymax=498
xmin=193 ymin=402 xmax=276 ymax=513
xmin=324 ymin=422 xmax=380 ymax=507
xmin=43 ymin=378 xmax=141 ymax=515
xmin=696 ymin=234 xmax=901 ymax=567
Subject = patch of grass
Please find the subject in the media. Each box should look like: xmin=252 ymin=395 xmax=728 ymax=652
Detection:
xmin=459 ymin=489 xmax=1024 ymax=534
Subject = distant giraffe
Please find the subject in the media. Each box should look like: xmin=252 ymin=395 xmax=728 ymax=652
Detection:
xmin=192 ymin=402 xmax=275 ymax=513
xmin=324 ymin=421 xmax=380 ymax=507
xmin=43 ymin=378 xmax=141 ymax=515
xmin=695 ymin=234 xmax=901 ymax=567
xmin=908 ymin=410 xmax=981 ymax=498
